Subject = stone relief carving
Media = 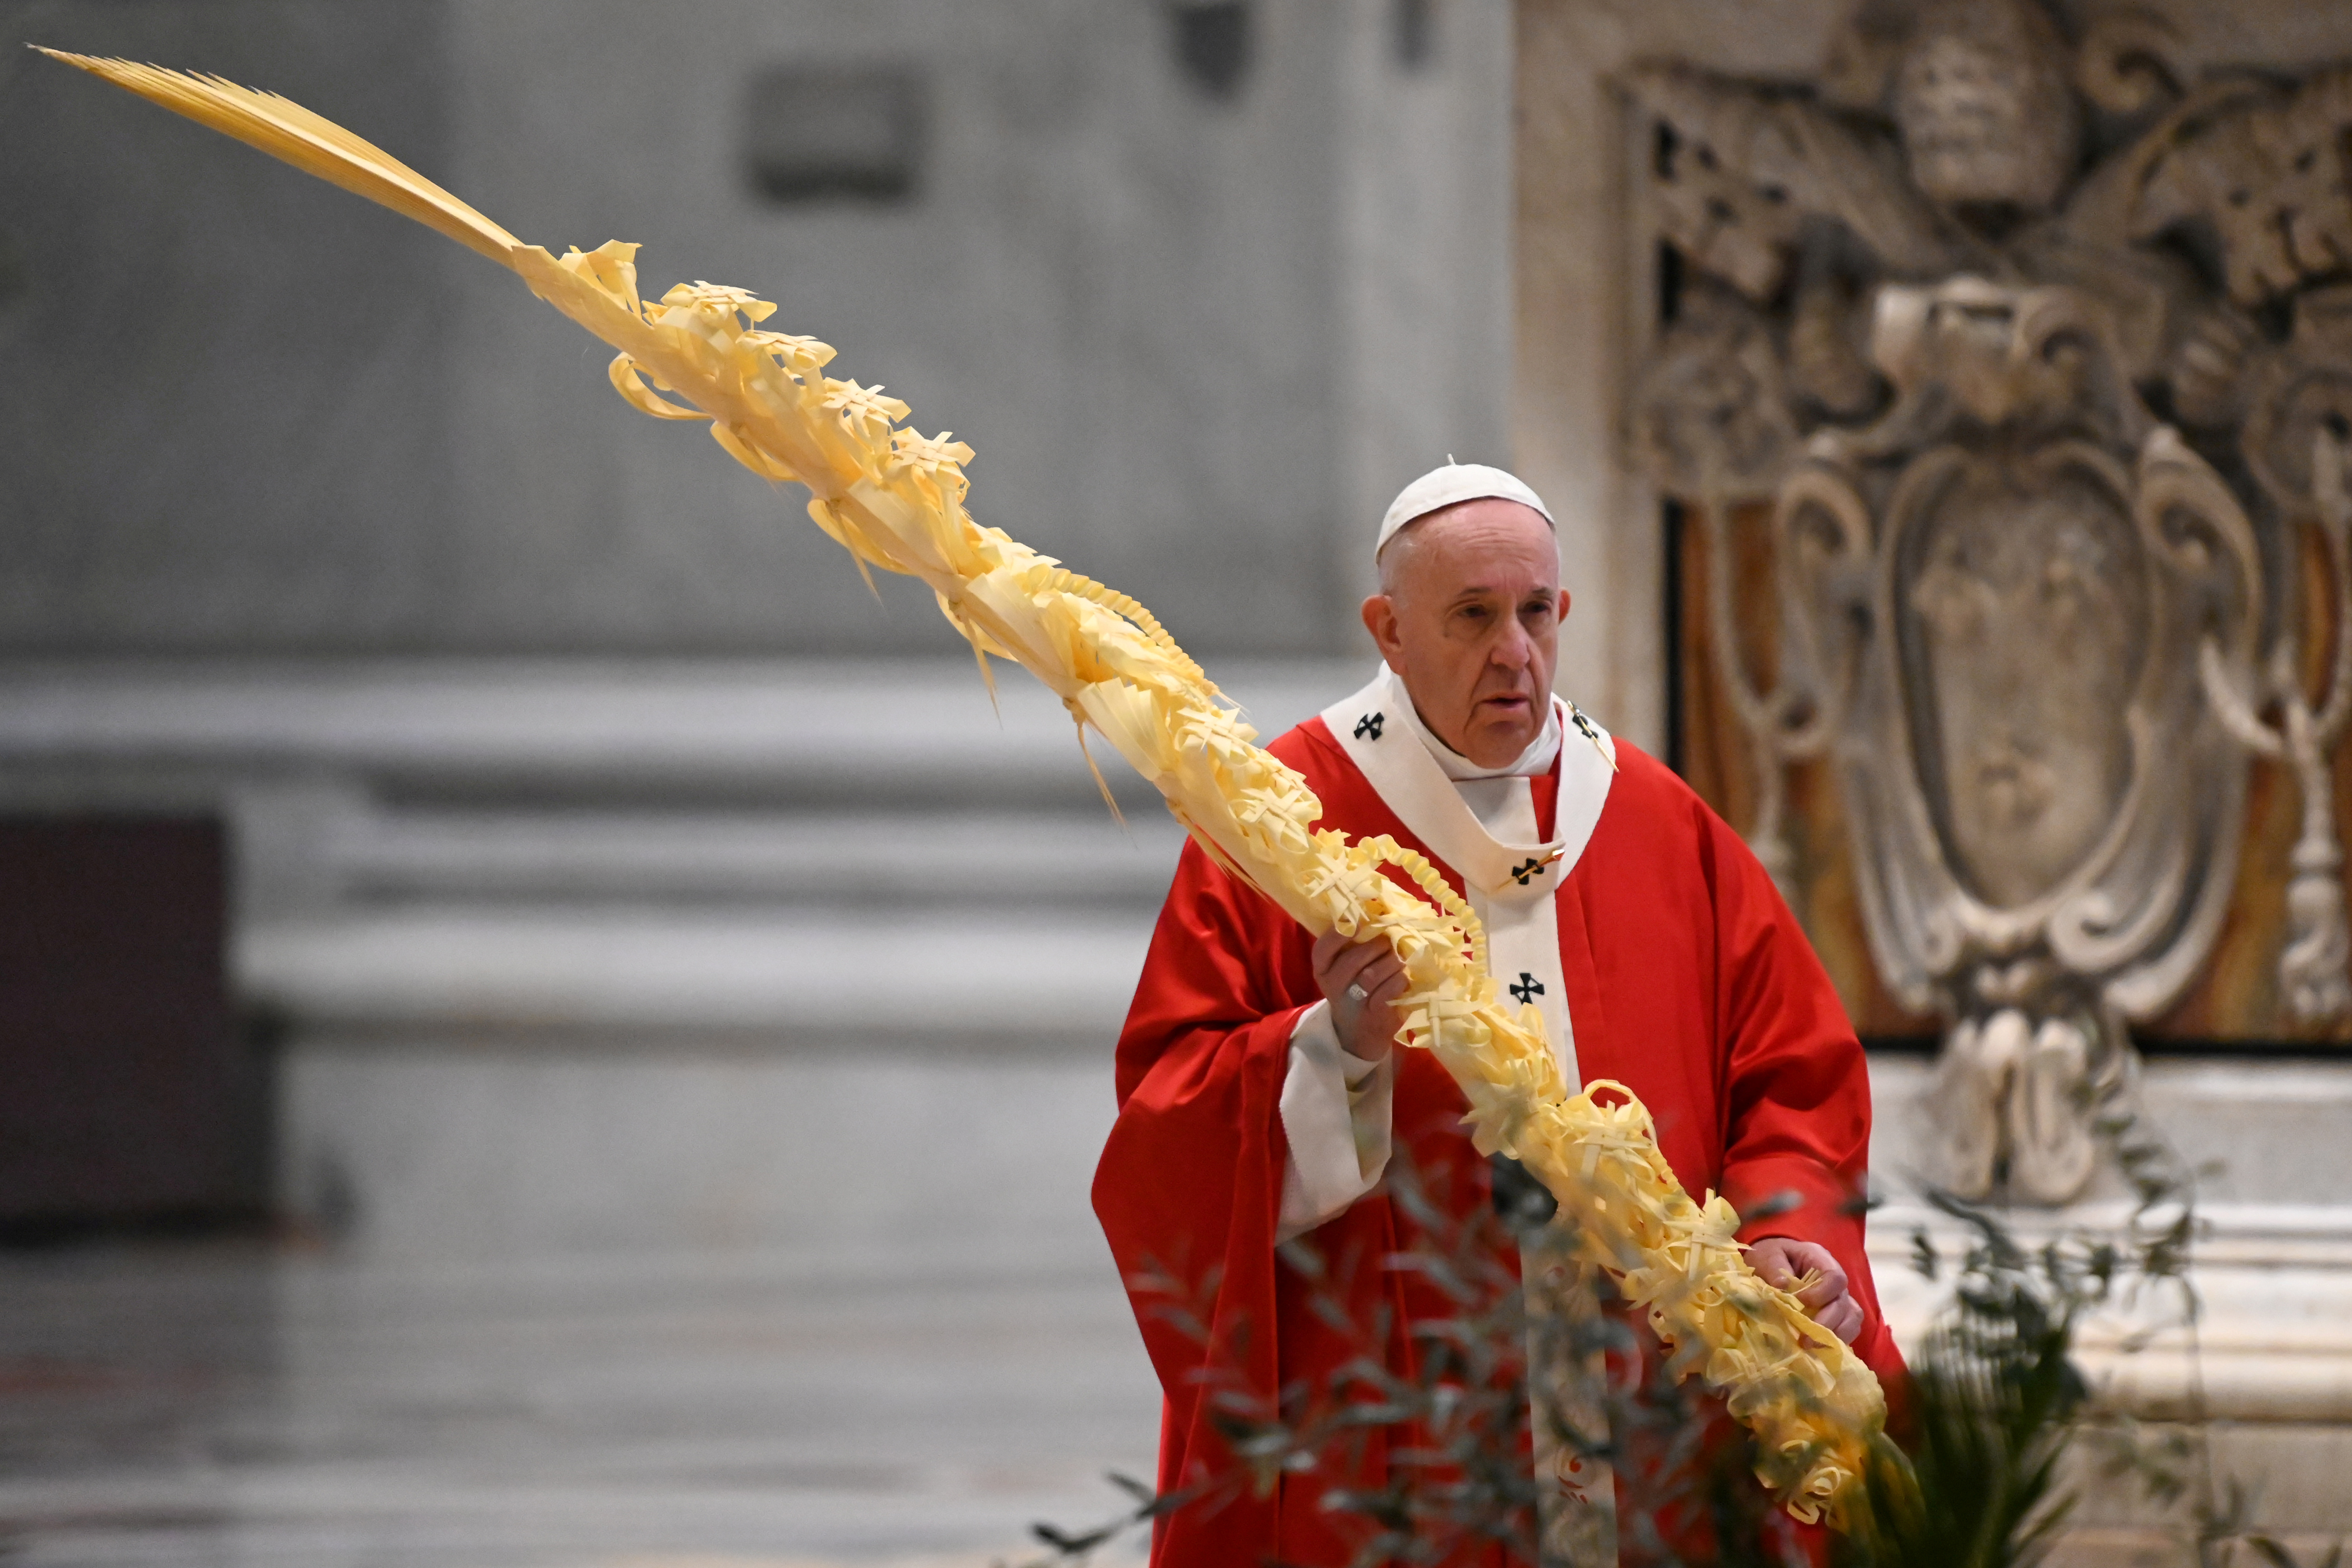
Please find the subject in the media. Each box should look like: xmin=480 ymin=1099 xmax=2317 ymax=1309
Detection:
xmin=1622 ymin=0 xmax=2352 ymax=1201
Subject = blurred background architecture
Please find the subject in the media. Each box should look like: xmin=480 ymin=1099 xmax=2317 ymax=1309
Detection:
xmin=1534 ymin=0 xmax=2352 ymax=1554
xmin=0 ymin=3 xmax=1506 ymax=1560
xmin=0 ymin=0 xmax=1512 ymax=1257
xmin=5 ymin=0 xmax=2352 ymax=1562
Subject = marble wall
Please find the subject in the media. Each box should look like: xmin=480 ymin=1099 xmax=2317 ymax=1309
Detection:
xmin=0 ymin=2 xmax=459 ymax=654
xmin=1 ymin=0 xmax=1512 ymax=659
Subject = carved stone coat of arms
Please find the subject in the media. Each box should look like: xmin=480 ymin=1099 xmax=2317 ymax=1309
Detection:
xmin=1623 ymin=0 xmax=2352 ymax=1201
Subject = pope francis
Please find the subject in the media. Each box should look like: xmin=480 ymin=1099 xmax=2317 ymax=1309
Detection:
xmin=1093 ymin=463 xmax=1904 ymax=1567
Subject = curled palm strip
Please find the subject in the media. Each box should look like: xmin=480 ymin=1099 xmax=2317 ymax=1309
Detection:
xmin=39 ymin=47 xmax=1900 ymax=1526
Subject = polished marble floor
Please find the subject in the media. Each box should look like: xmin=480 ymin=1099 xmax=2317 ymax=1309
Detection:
xmin=0 ymin=1235 xmax=1160 ymax=1568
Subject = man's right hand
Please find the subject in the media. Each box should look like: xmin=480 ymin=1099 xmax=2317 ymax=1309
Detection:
xmin=1312 ymin=928 xmax=1412 ymax=1064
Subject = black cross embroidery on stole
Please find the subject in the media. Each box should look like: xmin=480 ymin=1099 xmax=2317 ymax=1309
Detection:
xmin=1571 ymin=706 xmax=1602 ymax=745
xmin=1509 ymin=857 xmax=1546 ymax=886
xmin=1354 ymin=712 xmax=1384 ymax=740
xmin=1509 ymin=972 xmax=1545 ymax=1005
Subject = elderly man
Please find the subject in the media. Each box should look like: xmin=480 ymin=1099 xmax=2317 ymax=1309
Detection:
xmin=1093 ymin=463 xmax=1900 ymax=1567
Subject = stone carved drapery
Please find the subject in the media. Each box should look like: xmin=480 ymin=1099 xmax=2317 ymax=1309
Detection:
xmin=1623 ymin=0 xmax=2352 ymax=1201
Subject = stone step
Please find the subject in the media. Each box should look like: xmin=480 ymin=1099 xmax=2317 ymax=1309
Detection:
xmin=1869 ymin=1054 xmax=2352 ymax=1213
xmin=322 ymin=807 xmax=1188 ymax=908
xmin=0 ymin=657 xmax=1366 ymax=1047
xmin=1870 ymin=1055 xmax=2352 ymax=1435
xmin=0 ymin=657 xmax=1361 ymax=809
xmin=1872 ymin=1196 xmax=2352 ymax=1424
xmin=237 ymin=907 xmax=1159 ymax=1045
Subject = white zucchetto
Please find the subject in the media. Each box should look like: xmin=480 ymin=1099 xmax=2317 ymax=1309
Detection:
xmin=1376 ymin=461 xmax=1554 ymax=560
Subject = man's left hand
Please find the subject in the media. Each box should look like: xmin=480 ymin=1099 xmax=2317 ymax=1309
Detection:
xmin=1746 ymin=1237 xmax=1862 ymax=1344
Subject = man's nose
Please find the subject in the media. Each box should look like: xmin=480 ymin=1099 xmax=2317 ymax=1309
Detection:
xmin=1489 ymin=617 xmax=1535 ymax=670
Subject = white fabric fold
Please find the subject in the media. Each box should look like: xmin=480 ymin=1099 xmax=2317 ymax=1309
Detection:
xmin=1270 ymin=665 xmax=1619 ymax=1244
xmin=1321 ymin=663 xmax=1616 ymax=1089
xmin=1306 ymin=666 xmax=1626 ymax=1561
xmin=1388 ymin=671 xmax=1563 ymax=781
xmin=1276 ymin=1000 xmax=1397 ymax=1245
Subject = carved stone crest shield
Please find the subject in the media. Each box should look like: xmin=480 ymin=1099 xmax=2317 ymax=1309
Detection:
xmin=1621 ymin=0 xmax=2352 ymax=1200
xmin=1780 ymin=281 xmax=2260 ymax=1200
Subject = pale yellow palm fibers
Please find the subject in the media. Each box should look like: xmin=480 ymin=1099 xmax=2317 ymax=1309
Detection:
xmin=41 ymin=48 xmax=1899 ymax=1525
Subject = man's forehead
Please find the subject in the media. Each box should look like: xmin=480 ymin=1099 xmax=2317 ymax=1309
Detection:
xmin=1386 ymin=500 xmax=1560 ymax=582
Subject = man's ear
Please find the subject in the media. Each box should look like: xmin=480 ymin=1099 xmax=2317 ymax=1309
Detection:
xmin=1361 ymin=594 xmax=1397 ymax=656
xmin=1559 ymin=589 xmax=1572 ymax=620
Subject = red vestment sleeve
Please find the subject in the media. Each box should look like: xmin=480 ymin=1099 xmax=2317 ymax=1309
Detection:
xmin=1093 ymin=835 xmax=1317 ymax=1559
xmin=1698 ymin=805 xmax=1905 ymax=1385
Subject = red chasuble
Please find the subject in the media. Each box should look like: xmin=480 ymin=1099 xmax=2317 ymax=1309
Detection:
xmin=1092 ymin=714 xmax=1904 ymax=1568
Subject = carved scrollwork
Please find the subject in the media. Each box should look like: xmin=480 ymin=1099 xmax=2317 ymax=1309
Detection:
xmin=2073 ymin=5 xmax=2190 ymax=117
xmin=1632 ymin=283 xmax=1796 ymax=501
xmin=2129 ymin=67 xmax=2352 ymax=308
xmin=1779 ymin=293 xmax=2258 ymax=1200
xmin=1620 ymin=0 xmax=2352 ymax=1202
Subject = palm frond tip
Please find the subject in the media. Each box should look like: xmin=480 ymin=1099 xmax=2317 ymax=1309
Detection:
xmin=31 ymin=49 xmax=521 ymax=264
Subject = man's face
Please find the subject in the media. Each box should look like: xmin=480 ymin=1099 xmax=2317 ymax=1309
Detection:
xmin=1360 ymin=499 xmax=1568 ymax=769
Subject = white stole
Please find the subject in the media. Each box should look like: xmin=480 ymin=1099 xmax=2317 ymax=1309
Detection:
xmin=1318 ymin=665 xmax=1615 ymax=1090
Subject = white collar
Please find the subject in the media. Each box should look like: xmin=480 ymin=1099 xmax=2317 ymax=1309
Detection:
xmin=1380 ymin=663 xmax=1563 ymax=782
xmin=1319 ymin=664 xmax=1617 ymax=899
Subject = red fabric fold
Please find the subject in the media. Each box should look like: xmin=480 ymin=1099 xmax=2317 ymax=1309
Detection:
xmin=1094 ymin=719 xmax=1906 ymax=1568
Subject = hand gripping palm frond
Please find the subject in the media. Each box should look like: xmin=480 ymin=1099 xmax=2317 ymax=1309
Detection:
xmin=39 ymin=47 xmax=1900 ymax=1526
